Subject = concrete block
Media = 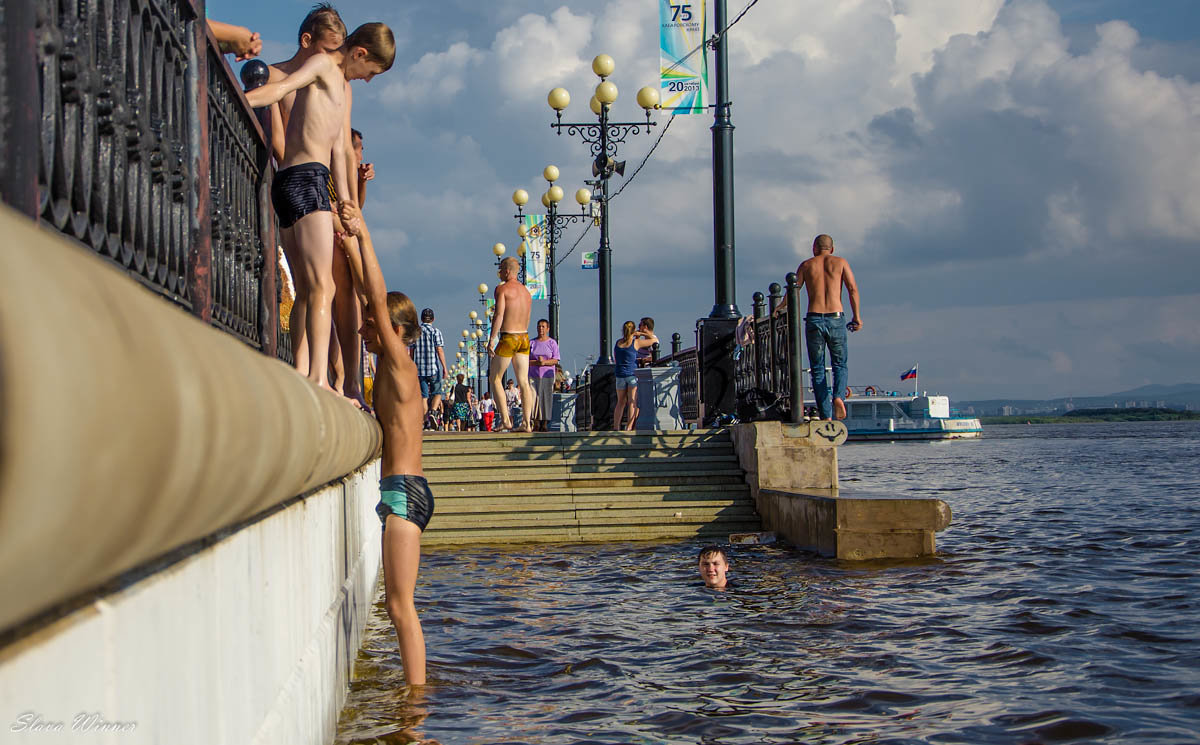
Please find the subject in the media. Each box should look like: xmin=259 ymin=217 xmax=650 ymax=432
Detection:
xmin=757 ymin=489 xmax=951 ymax=560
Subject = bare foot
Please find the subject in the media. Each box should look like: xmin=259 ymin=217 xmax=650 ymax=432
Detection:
xmin=833 ymin=397 xmax=847 ymax=420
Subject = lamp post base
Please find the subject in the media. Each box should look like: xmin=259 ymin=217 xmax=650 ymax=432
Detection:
xmin=588 ymin=363 xmax=616 ymax=431
xmin=699 ymin=317 xmax=739 ymax=424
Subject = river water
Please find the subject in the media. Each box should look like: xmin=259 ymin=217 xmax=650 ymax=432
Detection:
xmin=334 ymin=422 xmax=1200 ymax=744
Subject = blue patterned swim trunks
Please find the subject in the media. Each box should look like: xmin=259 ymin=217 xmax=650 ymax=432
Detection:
xmin=377 ymin=474 xmax=436 ymax=532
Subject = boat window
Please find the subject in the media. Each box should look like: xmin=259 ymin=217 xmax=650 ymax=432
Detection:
xmin=849 ymin=403 xmax=873 ymax=418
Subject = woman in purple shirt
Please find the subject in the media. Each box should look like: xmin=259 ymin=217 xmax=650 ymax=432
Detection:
xmin=528 ymin=319 xmax=560 ymax=432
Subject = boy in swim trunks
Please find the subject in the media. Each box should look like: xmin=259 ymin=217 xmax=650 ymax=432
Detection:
xmin=247 ymin=22 xmax=394 ymax=393
xmin=339 ymin=203 xmax=431 ymax=686
xmin=487 ymin=256 xmax=535 ymax=432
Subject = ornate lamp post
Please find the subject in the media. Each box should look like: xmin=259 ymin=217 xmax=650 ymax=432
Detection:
xmin=547 ymin=54 xmax=659 ymax=366
xmin=512 ymin=166 xmax=591 ymax=341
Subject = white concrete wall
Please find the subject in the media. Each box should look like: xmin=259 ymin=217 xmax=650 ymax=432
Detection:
xmin=1 ymin=460 xmax=382 ymax=745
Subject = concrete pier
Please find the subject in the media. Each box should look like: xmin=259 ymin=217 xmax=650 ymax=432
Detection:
xmin=729 ymin=421 xmax=952 ymax=559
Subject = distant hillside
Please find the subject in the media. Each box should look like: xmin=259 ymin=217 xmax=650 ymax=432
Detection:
xmin=958 ymin=383 xmax=1200 ymax=416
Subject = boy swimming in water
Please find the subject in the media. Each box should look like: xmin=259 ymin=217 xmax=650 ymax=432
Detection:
xmin=340 ymin=201 xmax=432 ymax=686
xmin=246 ymin=22 xmax=394 ymax=393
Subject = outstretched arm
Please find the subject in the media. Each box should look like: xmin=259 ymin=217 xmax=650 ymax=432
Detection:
xmin=632 ymin=332 xmax=659 ymax=350
xmin=246 ymin=53 xmax=329 ymax=109
xmin=209 ymin=20 xmax=261 ymax=61
xmin=340 ymin=203 xmax=405 ymax=358
xmin=488 ymin=292 xmax=507 ymax=356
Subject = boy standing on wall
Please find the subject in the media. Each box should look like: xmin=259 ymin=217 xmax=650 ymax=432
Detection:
xmin=247 ymin=23 xmax=394 ymax=393
xmin=341 ymin=202 xmax=432 ymax=686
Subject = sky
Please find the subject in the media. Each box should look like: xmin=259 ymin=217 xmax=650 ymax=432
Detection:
xmin=207 ymin=0 xmax=1200 ymax=400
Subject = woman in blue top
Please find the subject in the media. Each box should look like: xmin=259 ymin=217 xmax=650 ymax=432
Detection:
xmin=613 ymin=320 xmax=659 ymax=431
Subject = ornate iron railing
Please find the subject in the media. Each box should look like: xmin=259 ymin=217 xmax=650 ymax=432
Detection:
xmin=653 ymin=346 xmax=699 ymax=424
xmin=574 ymin=373 xmax=593 ymax=431
xmin=4 ymin=0 xmax=286 ymax=358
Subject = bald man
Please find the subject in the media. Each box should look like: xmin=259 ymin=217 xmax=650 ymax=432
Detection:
xmin=796 ymin=234 xmax=862 ymax=420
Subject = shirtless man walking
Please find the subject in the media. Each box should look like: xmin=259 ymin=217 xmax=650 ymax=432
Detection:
xmin=487 ymin=257 xmax=535 ymax=432
xmin=795 ymin=234 xmax=863 ymax=420
xmin=247 ymin=23 xmax=394 ymax=393
xmin=341 ymin=202 xmax=432 ymax=687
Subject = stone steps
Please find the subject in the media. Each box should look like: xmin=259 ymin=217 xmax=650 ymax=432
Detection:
xmin=419 ymin=429 xmax=758 ymax=546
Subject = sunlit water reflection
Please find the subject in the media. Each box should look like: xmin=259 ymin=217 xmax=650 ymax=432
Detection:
xmin=335 ymin=422 xmax=1200 ymax=744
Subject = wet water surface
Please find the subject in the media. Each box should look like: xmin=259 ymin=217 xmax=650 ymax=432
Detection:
xmin=335 ymin=422 xmax=1200 ymax=744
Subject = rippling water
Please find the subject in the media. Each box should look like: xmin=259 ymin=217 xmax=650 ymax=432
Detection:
xmin=335 ymin=422 xmax=1200 ymax=744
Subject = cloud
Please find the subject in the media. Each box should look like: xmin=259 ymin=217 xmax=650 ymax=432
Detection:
xmin=208 ymin=0 xmax=1200 ymax=397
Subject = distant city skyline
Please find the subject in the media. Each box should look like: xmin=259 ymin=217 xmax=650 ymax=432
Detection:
xmin=209 ymin=0 xmax=1200 ymax=399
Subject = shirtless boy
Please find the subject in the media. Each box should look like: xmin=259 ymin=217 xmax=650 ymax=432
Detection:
xmin=487 ymin=257 xmax=535 ymax=432
xmin=341 ymin=202 xmax=432 ymax=687
xmin=790 ymin=234 xmax=863 ymax=420
xmin=248 ymin=21 xmax=393 ymax=392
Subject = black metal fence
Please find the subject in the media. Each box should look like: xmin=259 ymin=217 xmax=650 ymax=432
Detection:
xmin=652 ymin=274 xmax=809 ymax=426
xmin=2 ymin=0 xmax=286 ymax=360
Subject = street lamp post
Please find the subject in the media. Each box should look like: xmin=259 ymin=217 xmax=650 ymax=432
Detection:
xmin=547 ymin=54 xmax=659 ymax=367
xmin=512 ymin=168 xmax=591 ymax=342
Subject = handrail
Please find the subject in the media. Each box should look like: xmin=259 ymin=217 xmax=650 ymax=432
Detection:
xmin=1 ymin=0 xmax=286 ymax=359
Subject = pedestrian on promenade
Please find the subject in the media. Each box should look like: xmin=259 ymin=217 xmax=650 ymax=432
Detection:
xmin=247 ymin=21 xmax=395 ymax=395
xmin=487 ymin=256 xmax=535 ymax=432
xmin=450 ymin=374 xmax=475 ymax=432
xmin=779 ymin=234 xmax=863 ymax=420
xmin=411 ymin=309 xmax=449 ymax=426
xmin=478 ymin=391 xmax=496 ymax=432
xmin=613 ymin=320 xmax=658 ymax=431
xmin=528 ymin=319 xmax=560 ymax=432
xmin=351 ymin=128 xmax=374 ymax=205
xmin=339 ymin=203 xmax=431 ymax=686
xmin=635 ymin=317 xmax=656 ymax=367
xmin=504 ymin=379 xmax=523 ymax=431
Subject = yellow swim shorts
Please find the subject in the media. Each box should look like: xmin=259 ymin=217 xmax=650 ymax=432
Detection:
xmin=494 ymin=332 xmax=531 ymax=358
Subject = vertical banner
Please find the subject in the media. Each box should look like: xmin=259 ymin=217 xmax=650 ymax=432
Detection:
xmin=467 ymin=345 xmax=478 ymax=380
xmin=659 ymin=0 xmax=708 ymax=114
xmin=522 ymin=215 xmax=548 ymax=300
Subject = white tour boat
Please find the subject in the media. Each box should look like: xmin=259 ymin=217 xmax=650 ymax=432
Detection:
xmin=840 ymin=386 xmax=982 ymax=441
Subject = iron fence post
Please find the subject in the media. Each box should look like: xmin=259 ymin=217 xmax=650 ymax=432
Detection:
xmin=189 ymin=13 xmax=213 ymax=323
xmin=786 ymin=272 xmax=804 ymax=423
xmin=671 ymin=332 xmax=681 ymax=356
xmin=768 ymin=282 xmax=782 ymax=394
xmin=1 ymin=0 xmax=40 ymax=218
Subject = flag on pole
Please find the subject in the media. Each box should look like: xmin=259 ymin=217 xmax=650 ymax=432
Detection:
xmin=900 ymin=365 xmax=918 ymax=381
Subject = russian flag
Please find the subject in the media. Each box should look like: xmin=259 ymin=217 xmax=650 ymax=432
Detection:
xmin=900 ymin=365 xmax=918 ymax=381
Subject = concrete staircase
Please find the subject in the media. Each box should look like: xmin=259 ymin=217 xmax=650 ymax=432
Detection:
xmin=420 ymin=430 xmax=761 ymax=545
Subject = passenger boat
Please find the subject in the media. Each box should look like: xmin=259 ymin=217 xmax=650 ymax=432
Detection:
xmin=840 ymin=386 xmax=982 ymax=441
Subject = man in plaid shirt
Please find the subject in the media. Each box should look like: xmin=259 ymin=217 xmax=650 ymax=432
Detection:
xmin=412 ymin=308 xmax=449 ymax=421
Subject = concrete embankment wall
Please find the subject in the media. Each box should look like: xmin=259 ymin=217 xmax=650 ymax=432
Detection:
xmin=0 ymin=205 xmax=384 ymax=744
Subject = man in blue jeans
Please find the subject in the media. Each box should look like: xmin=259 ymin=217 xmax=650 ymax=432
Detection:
xmin=796 ymin=234 xmax=863 ymax=420
xmin=411 ymin=308 xmax=449 ymax=425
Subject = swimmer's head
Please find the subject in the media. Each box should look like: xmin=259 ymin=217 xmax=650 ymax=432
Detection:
xmin=697 ymin=545 xmax=729 ymax=590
